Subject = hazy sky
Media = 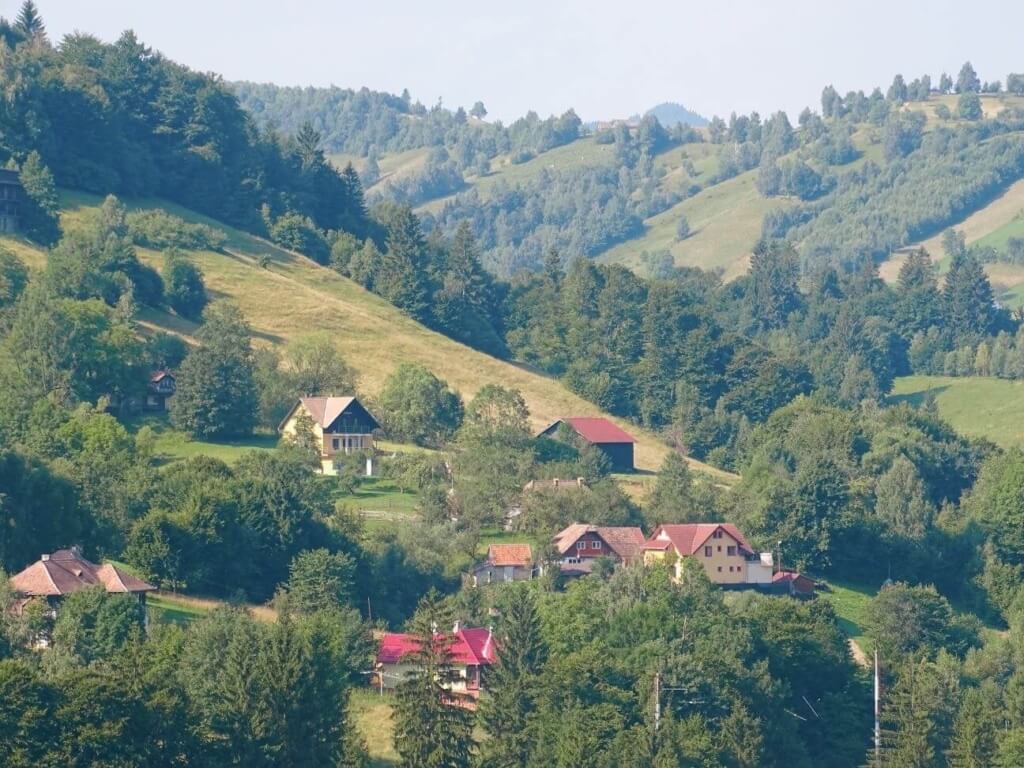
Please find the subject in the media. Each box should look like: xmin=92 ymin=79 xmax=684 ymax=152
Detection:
xmin=28 ymin=0 xmax=1024 ymax=123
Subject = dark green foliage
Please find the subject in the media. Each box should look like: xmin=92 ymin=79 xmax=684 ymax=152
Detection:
xmin=288 ymin=548 xmax=356 ymax=613
xmin=943 ymin=250 xmax=996 ymax=344
xmin=0 ymin=29 xmax=369 ymax=239
xmin=0 ymin=448 xmax=83 ymax=571
xmin=126 ymin=209 xmax=227 ymax=251
xmin=376 ymin=206 xmax=433 ymax=321
xmin=162 ymin=249 xmax=208 ymax=319
xmin=747 ymin=238 xmax=802 ymax=331
xmin=170 ymin=302 xmax=258 ymax=438
xmin=14 ymin=1 xmax=44 ymax=40
xmin=51 ymin=587 xmax=145 ymax=664
xmin=958 ymin=92 xmax=983 ymax=121
xmin=17 ymin=151 xmax=60 ymax=245
xmin=956 ymin=62 xmax=981 ymax=94
xmin=393 ymin=591 xmax=476 ymax=768
xmin=479 ymin=585 xmax=547 ymax=768
xmin=268 ymin=211 xmax=331 ymax=264
xmin=377 ymin=363 xmax=464 ymax=447
xmin=864 ymin=583 xmax=980 ymax=661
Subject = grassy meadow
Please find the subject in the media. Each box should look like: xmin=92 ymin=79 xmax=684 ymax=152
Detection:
xmin=890 ymin=375 xmax=1024 ymax=448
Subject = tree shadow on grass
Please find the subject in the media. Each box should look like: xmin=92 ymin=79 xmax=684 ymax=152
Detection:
xmin=887 ymin=384 xmax=950 ymax=408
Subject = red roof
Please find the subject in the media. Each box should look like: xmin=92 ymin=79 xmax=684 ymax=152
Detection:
xmin=646 ymin=524 xmax=755 ymax=557
xmin=10 ymin=549 xmax=155 ymax=597
xmin=149 ymin=369 xmax=175 ymax=384
xmin=486 ymin=544 xmax=533 ymax=567
xmin=773 ymin=570 xmax=816 ymax=594
xmin=544 ymin=417 xmax=637 ymax=445
xmin=377 ymin=627 xmax=497 ymax=667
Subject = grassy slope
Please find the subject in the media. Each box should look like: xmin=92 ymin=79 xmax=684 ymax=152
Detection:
xmin=890 ymin=375 xmax=1024 ymax=448
xmin=599 ymin=167 xmax=786 ymax=280
xmin=1 ymin=191 xmax=734 ymax=481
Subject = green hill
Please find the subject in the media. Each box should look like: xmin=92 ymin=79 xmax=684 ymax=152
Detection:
xmin=2 ymin=190 xmax=735 ymax=481
xmin=890 ymin=375 xmax=1024 ymax=448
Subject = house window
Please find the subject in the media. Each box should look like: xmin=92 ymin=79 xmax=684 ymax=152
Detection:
xmin=712 ymin=530 xmax=723 ymax=539
xmin=577 ymin=541 xmax=586 ymax=550
xmin=704 ymin=546 xmax=712 ymax=557
xmin=717 ymin=545 xmax=722 ymax=552
xmin=332 ymin=438 xmax=340 ymax=450
xmin=717 ymin=566 xmax=722 ymax=572
xmin=591 ymin=541 xmax=601 ymax=549
xmin=727 ymin=546 xmax=736 ymax=556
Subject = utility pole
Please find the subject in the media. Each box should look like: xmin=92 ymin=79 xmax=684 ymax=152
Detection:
xmin=874 ymin=649 xmax=881 ymax=764
xmin=653 ymin=671 xmax=662 ymax=732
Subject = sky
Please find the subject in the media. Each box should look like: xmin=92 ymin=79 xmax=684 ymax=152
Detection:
xmin=25 ymin=0 xmax=1024 ymax=123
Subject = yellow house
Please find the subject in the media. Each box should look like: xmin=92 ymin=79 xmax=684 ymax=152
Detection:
xmin=643 ymin=523 xmax=773 ymax=585
xmin=278 ymin=396 xmax=380 ymax=476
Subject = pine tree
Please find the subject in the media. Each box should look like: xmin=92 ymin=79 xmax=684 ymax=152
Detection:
xmin=748 ymin=238 xmax=802 ymax=331
xmin=645 ymin=451 xmax=696 ymax=526
xmin=948 ymin=685 xmax=999 ymax=768
xmin=376 ymin=207 xmax=432 ymax=322
xmin=943 ymin=251 xmax=995 ymax=344
xmin=393 ymin=590 xmax=475 ymax=768
xmin=478 ymin=585 xmax=547 ymax=768
xmin=14 ymin=1 xmax=45 ymax=41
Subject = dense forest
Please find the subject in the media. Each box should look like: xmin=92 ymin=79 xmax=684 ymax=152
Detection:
xmin=5 ymin=3 xmax=1024 ymax=766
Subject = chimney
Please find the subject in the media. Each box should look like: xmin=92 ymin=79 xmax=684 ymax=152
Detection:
xmin=553 ymin=478 xmax=559 ymax=488
xmin=41 ymin=554 xmax=50 ymax=562
xmin=452 ymin=620 xmax=462 ymax=634
xmin=71 ymin=545 xmax=83 ymax=557
xmin=577 ymin=477 xmax=584 ymax=488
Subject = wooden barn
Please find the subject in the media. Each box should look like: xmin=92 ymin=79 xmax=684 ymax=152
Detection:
xmin=539 ymin=417 xmax=638 ymax=471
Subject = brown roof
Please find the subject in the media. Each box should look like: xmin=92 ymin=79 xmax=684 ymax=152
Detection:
xmin=10 ymin=549 xmax=154 ymax=597
xmin=298 ymin=396 xmax=356 ymax=428
xmin=149 ymin=369 xmax=175 ymax=384
xmin=646 ymin=524 xmax=755 ymax=557
xmin=486 ymin=544 xmax=533 ymax=567
xmin=553 ymin=524 xmax=647 ymax=564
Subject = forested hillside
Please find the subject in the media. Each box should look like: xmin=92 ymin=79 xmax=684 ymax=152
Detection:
xmin=6 ymin=3 xmax=1024 ymax=766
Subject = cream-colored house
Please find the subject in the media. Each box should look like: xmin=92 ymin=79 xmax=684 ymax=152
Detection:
xmin=278 ymin=396 xmax=380 ymax=476
xmin=643 ymin=523 xmax=773 ymax=585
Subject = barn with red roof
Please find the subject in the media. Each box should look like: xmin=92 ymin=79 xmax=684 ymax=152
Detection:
xmin=540 ymin=417 xmax=638 ymax=471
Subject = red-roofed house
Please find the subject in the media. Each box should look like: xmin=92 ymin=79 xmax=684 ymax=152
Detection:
xmin=279 ymin=396 xmax=380 ymax=476
xmin=8 ymin=548 xmax=155 ymax=640
xmin=553 ymin=523 xmax=647 ymax=576
xmin=471 ymin=544 xmax=536 ymax=586
xmin=643 ymin=523 xmax=773 ymax=585
xmin=539 ymin=417 xmax=638 ymax=471
xmin=375 ymin=624 xmax=497 ymax=705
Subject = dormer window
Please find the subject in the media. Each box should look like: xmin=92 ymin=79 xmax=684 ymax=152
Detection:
xmin=576 ymin=541 xmax=586 ymax=550
xmin=591 ymin=541 xmax=601 ymax=549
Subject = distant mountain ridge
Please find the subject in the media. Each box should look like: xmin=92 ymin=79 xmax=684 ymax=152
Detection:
xmin=643 ymin=101 xmax=709 ymax=128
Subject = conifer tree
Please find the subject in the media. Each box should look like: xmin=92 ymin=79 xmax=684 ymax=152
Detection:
xmin=376 ymin=207 xmax=432 ymax=322
xmin=943 ymin=251 xmax=996 ymax=343
xmin=478 ymin=584 xmax=548 ymax=768
xmin=393 ymin=590 xmax=475 ymax=768
xmin=14 ymin=1 xmax=45 ymax=41
xmin=645 ymin=451 xmax=696 ymax=526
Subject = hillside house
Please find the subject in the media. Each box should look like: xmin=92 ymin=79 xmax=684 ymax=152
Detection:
xmin=539 ymin=417 xmax=637 ymax=471
xmin=643 ymin=523 xmax=773 ymax=586
xmin=553 ymin=523 xmax=646 ymax=576
xmin=0 ymin=168 xmax=21 ymax=233
xmin=375 ymin=624 xmax=496 ymax=706
xmin=145 ymin=370 xmax=176 ymax=411
xmin=8 ymin=548 xmax=155 ymax=643
xmin=278 ymin=396 xmax=380 ymax=476
xmin=471 ymin=544 xmax=536 ymax=586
